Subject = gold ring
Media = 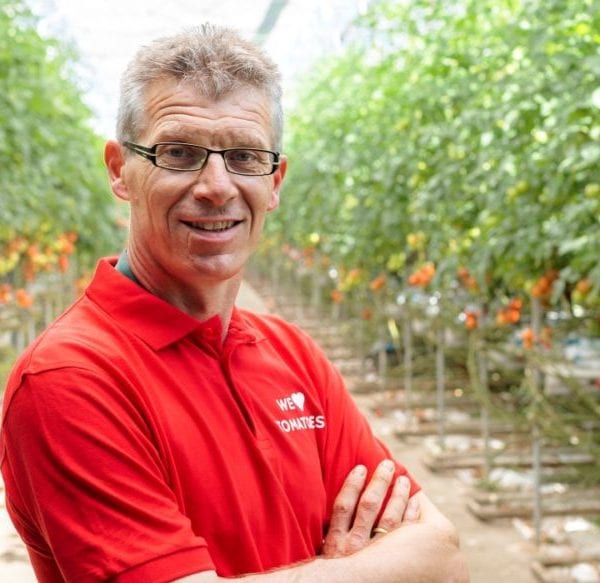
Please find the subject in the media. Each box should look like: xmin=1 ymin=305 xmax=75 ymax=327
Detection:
xmin=372 ymin=527 xmax=389 ymax=536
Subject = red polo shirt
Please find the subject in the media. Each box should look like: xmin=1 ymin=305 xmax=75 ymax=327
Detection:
xmin=0 ymin=257 xmax=419 ymax=582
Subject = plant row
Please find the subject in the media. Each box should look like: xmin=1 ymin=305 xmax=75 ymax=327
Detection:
xmin=0 ymin=1 xmax=124 ymax=282
xmin=266 ymin=0 xmax=600 ymax=320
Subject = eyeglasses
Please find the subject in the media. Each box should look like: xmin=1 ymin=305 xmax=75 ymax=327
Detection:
xmin=123 ymin=142 xmax=280 ymax=176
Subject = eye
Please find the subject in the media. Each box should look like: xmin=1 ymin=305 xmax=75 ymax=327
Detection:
xmin=228 ymin=149 xmax=261 ymax=163
xmin=156 ymin=143 xmax=205 ymax=170
xmin=161 ymin=144 xmax=197 ymax=159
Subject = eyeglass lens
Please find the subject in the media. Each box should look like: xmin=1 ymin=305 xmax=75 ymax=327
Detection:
xmin=155 ymin=144 xmax=274 ymax=175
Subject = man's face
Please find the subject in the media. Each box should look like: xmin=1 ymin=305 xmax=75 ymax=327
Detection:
xmin=112 ymin=78 xmax=286 ymax=289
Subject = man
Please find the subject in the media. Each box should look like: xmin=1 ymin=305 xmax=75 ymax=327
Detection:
xmin=0 ymin=25 xmax=468 ymax=582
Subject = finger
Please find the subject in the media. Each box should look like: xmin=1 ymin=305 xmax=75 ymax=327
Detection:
xmin=349 ymin=459 xmax=395 ymax=541
xmin=403 ymin=493 xmax=421 ymax=523
xmin=328 ymin=464 xmax=368 ymax=535
xmin=376 ymin=475 xmax=411 ymax=533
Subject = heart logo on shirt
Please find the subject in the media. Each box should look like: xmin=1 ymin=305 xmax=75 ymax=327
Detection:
xmin=291 ymin=392 xmax=305 ymax=411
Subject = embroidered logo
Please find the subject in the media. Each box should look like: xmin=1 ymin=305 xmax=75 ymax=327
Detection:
xmin=275 ymin=391 xmax=326 ymax=433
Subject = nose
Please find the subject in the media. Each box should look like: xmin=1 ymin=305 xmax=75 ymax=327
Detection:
xmin=190 ymin=152 xmax=238 ymax=206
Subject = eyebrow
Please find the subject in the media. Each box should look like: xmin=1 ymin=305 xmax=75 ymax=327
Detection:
xmin=154 ymin=127 xmax=270 ymax=150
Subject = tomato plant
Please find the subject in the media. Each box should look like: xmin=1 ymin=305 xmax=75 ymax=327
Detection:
xmin=0 ymin=1 xmax=124 ymax=281
xmin=267 ymin=0 xmax=600 ymax=310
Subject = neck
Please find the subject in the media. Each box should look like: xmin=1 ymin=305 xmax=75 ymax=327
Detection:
xmin=122 ymin=248 xmax=242 ymax=343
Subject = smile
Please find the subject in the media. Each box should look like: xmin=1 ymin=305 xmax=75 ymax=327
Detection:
xmin=185 ymin=220 xmax=240 ymax=232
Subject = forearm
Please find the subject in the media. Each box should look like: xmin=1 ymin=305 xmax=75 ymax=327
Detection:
xmin=267 ymin=523 xmax=465 ymax=583
xmin=333 ymin=520 xmax=468 ymax=583
xmin=176 ymin=521 xmax=468 ymax=583
xmin=177 ymin=486 xmax=469 ymax=583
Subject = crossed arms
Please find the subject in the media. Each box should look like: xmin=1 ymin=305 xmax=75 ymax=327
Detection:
xmin=176 ymin=460 xmax=469 ymax=582
xmin=2 ymin=308 xmax=468 ymax=581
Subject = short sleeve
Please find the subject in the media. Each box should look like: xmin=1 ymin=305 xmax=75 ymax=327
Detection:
xmin=1 ymin=367 xmax=215 ymax=582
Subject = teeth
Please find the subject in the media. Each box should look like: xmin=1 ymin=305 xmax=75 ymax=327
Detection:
xmin=190 ymin=221 xmax=236 ymax=231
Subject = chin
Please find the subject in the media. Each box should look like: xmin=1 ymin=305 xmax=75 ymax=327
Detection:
xmin=189 ymin=257 xmax=245 ymax=284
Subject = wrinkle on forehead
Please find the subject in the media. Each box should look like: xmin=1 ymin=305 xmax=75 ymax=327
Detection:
xmin=140 ymin=78 xmax=275 ymax=147
xmin=155 ymin=124 xmax=269 ymax=149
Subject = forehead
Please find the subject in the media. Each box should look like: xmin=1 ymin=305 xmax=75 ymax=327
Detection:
xmin=140 ymin=78 xmax=274 ymax=147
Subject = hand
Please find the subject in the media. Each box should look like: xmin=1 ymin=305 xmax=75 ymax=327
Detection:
xmin=322 ymin=460 xmax=420 ymax=558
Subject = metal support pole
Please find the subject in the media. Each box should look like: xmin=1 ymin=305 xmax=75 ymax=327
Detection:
xmin=436 ymin=321 xmax=446 ymax=449
xmin=478 ymin=348 xmax=492 ymax=479
xmin=402 ymin=306 xmax=413 ymax=419
xmin=377 ymin=327 xmax=387 ymax=390
xmin=530 ymin=296 xmax=544 ymax=545
xmin=532 ymin=423 xmax=543 ymax=546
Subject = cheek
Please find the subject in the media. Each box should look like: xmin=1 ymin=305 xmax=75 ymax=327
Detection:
xmin=132 ymin=175 xmax=178 ymax=210
xmin=249 ymin=180 xmax=278 ymax=213
xmin=250 ymin=209 xmax=269 ymax=236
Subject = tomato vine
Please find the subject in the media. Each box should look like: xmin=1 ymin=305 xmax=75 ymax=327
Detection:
xmin=267 ymin=0 xmax=600 ymax=312
xmin=0 ymin=0 xmax=123 ymax=283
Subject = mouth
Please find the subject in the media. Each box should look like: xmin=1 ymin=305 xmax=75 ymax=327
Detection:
xmin=183 ymin=220 xmax=241 ymax=232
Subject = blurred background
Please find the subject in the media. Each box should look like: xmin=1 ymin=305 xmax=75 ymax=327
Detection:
xmin=1 ymin=1 xmax=599 ymax=581
xmin=28 ymin=0 xmax=367 ymax=137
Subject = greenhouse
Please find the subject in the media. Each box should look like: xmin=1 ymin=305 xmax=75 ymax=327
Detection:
xmin=1 ymin=1 xmax=599 ymax=581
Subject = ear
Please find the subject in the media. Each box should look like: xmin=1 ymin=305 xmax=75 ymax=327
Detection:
xmin=104 ymin=140 xmax=130 ymax=201
xmin=267 ymin=155 xmax=287 ymax=212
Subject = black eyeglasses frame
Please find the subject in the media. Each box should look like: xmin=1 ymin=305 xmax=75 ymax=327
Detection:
xmin=122 ymin=141 xmax=280 ymax=176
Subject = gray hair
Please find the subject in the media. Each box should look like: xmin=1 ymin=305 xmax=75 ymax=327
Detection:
xmin=116 ymin=24 xmax=283 ymax=150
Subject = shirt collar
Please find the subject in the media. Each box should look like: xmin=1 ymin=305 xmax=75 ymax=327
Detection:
xmin=85 ymin=257 xmax=264 ymax=350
